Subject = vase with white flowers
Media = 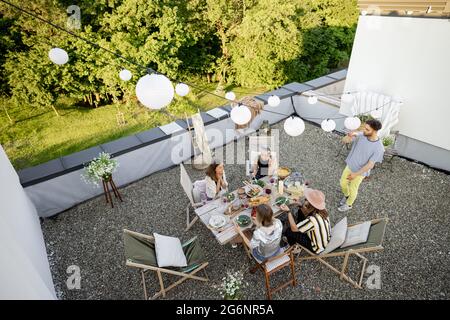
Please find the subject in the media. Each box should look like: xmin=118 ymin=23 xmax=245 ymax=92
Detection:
xmin=216 ymin=270 xmax=248 ymax=300
xmin=82 ymin=152 xmax=118 ymax=186
xmin=82 ymin=152 xmax=122 ymax=207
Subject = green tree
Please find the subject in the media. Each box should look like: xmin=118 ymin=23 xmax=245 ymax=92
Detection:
xmin=229 ymin=0 xmax=303 ymax=88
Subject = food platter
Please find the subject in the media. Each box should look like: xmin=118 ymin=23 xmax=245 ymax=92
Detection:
xmin=244 ymin=185 xmax=263 ymax=197
xmin=248 ymin=195 xmax=270 ymax=207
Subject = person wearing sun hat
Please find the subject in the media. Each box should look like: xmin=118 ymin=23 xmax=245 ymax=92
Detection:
xmin=280 ymin=187 xmax=331 ymax=254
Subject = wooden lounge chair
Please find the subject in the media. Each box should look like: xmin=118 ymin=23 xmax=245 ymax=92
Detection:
xmin=123 ymin=229 xmax=209 ymax=300
xmin=295 ymin=217 xmax=388 ymax=289
xmin=234 ymin=222 xmax=296 ymax=300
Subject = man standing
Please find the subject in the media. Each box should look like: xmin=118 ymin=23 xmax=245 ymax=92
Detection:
xmin=338 ymin=119 xmax=385 ymax=212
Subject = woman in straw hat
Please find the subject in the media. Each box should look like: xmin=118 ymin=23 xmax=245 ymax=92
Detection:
xmin=280 ymin=188 xmax=331 ymax=254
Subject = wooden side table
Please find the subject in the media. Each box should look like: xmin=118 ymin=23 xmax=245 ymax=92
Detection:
xmin=102 ymin=176 xmax=123 ymax=208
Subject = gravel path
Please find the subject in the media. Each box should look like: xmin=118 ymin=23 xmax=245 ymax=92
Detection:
xmin=41 ymin=121 xmax=450 ymax=300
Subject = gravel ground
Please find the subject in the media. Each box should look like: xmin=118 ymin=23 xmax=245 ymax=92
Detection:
xmin=41 ymin=122 xmax=450 ymax=300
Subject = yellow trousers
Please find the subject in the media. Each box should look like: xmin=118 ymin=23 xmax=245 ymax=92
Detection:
xmin=340 ymin=166 xmax=365 ymax=206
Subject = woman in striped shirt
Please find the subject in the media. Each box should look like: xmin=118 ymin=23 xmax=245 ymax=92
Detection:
xmin=280 ymin=188 xmax=331 ymax=254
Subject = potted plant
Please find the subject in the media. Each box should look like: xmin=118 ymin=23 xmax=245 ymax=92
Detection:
xmin=216 ymin=270 xmax=248 ymax=300
xmin=82 ymin=152 xmax=119 ymax=186
xmin=382 ymin=135 xmax=395 ymax=149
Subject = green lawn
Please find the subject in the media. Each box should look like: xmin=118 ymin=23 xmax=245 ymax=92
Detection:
xmin=0 ymin=82 xmax=267 ymax=170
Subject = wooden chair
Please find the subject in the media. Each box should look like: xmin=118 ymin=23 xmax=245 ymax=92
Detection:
xmin=180 ymin=163 xmax=204 ymax=230
xmin=123 ymin=229 xmax=209 ymax=299
xmin=233 ymin=222 xmax=296 ymax=300
xmin=295 ymin=218 xmax=388 ymax=289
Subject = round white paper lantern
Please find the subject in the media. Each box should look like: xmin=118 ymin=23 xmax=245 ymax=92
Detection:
xmin=370 ymin=108 xmax=382 ymax=119
xmin=225 ymin=91 xmax=236 ymax=101
xmin=119 ymin=69 xmax=132 ymax=81
xmin=344 ymin=117 xmax=362 ymax=130
xmin=48 ymin=48 xmax=69 ymax=65
xmin=308 ymin=96 xmax=318 ymax=104
xmin=268 ymin=95 xmax=280 ymax=107
xmin=341 ymin=93 xmax=354 ymax=103
xmin=284 ymin=116 xmax=305 ymax=137
xmin=321 ymin=119 xmax=336 ymax=132
xmin=135 ymin=74 xmax=174 ymax=109
xmin=230 ymin=104 xmax=251 ymax=125
xmin=175 ymin=83 xmax=189 ymax=96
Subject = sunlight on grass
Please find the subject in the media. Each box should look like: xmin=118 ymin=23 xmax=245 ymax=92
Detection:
xmin=0 ymin=84 xmax=267 ymax=169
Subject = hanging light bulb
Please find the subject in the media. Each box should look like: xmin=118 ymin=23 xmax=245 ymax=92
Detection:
xmin=308 ymin=96 xmax=318 ymax=104
xmin=135 ymin=74 xmax=174 ymax=109
xmin=230 ymin=104 xmax=251 ymax=125
xmin=370 ymin=108 xmax=382 ymax=119
xmin=119 ymin=69 xmax=132 ymax=81
xmin=48 ymin=48 xmax=69 ymax=65
xmin=268 ymin=95 xmax=280 ymax=107
xmin=175 ymin=83 xmax=189 ymax=96
xmin=321 ymin=119 xmax=336 ymax=132
xmin=225 ymin=91 xmax=236 ymax=101
xmin=284 ymin=116 xmax=305 ymax=137
xmin=344 ymin=117 xmax=362 ymax=130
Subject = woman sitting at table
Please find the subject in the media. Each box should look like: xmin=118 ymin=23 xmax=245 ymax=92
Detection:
xmin=280 ymin=188 xmax=331 ymax=254
xmin=205 ymin=161 xmax=229 ymax=200
xmin=236 ymin=204 xmax=284 ymax=261
xmin=251 ymin=148 xmax=276 ymax=180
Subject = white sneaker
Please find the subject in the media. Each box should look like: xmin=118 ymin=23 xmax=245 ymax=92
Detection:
xmin=338 ymin=203 xmax=352 ymax=212
xmin=339 ymin=196 xmax=349 ymax=207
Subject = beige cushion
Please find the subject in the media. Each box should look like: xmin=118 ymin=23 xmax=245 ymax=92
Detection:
xmin=340 ymin=221 xmax=371 ymax=248
xmin=322 ymin=217 xmax=347 ymax=254
xmin=154 ymin=233 xmax=187 ymax=268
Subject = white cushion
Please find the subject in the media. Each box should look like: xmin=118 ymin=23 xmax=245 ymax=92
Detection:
xmin=154 ymin=233 xmax=187 ymax=268
xmin=192 ymin=180 xmax=206 ymax=203
xmin=340 ymin=221 xmax=371 ymax=248
xmin=321 ymin=217 xmax=347 ymax=254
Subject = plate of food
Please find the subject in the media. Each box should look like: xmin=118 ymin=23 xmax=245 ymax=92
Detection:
xmin=223 ymin=192 xmax=235 ymax=202
xmin=274 ymin=196 xmax=290 ymax=206
xmin=277 ymin=167 xmax=291 ymax=180
xmin=248 ymin=195 xmax=270 ymax=207
xmin=209 ymin=215 xmax=228 ymax=229
xmin=236 ymin=215 xmax=251 ymax=227
xmin=244 ymin=185 xmax=263 ymax=198
xmin=253 ymin=179 xmax=266 ymax=188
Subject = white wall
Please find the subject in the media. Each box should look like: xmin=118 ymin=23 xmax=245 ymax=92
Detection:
xmin=0 ymin=145 xmax=56 ymax=299
xmin=343 ymin=16 xmax=450 ymax=151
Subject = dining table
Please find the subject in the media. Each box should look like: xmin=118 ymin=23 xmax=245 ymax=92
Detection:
xmin=194 ymin=175 xmax=305 ymax=245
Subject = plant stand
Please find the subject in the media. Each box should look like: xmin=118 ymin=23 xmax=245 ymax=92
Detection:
xmin=102 ymin=176 xmax=123 ymax=208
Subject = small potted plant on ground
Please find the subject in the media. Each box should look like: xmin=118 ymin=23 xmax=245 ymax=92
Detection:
xmin=216 ymin=270 xmax=248 ymax=300
xmin=382 ymin=135 xmax=395 ymax=149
